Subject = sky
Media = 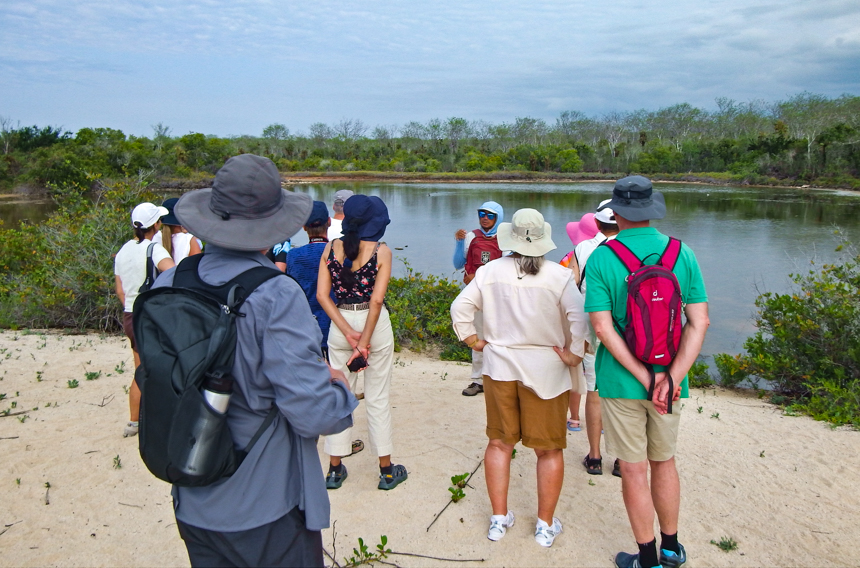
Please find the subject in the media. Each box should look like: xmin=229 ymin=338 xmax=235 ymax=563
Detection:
xmin=1 ymin=0 xmax=858 ymax=138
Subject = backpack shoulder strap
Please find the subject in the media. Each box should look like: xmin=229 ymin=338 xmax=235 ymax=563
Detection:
xmin=604 ymin=239 xmax=642 ymax=273
xmin=659 ymin=238 xmax=682 ymax=271
xmin=171 ymin=254 xmax=282 ymax=308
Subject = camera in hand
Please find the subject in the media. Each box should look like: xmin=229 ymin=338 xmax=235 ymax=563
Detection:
xmin=347 ymin=355 xmax=368 ymax=372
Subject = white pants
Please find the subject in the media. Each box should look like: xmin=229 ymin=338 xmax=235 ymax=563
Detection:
xmin=324 ymin=306 xmax=395 ymax=457
xmin=471 ymin=311 xmax=484 ymax=382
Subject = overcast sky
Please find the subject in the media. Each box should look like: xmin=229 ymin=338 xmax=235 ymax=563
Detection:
xmin=1 ymin=0 xmax=858 ymax=138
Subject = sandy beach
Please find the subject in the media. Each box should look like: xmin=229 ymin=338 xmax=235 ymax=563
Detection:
xmin=1 ymin=330 xmax=858 ymax=567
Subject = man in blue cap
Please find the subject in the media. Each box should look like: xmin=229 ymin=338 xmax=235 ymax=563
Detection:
xmin=453 ymin=201 xmax=505 ymax=396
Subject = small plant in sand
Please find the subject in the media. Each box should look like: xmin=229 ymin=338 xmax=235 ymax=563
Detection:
xmin=35 ymin=371 xmax=43 ymax=382
xmin=0 ymin=393 xmax=6 ymax=401
xmin=67 ymin=379 xmax=79 ymax=388
xmin=448 ymin=473 xmax=468 ymax=502
xmin=711 ymin=412 xmax=720 ymax=420
xmin=760 ymin=450 xmax=765 ymax=458
xmin=711 ymin=536 xmax=738 ymax=552
xmin=697 ymin=406 xmax=703 ymax=413
xmin=343 ymin=536 xmax=391 ymax=567
xmin=84 ymin=370 xmax=101 ymax=381
xmin=17 ymin=414 xmax=28 ymax=423
xmin=15 ymin=478 xmax=21 ymax=485
xmin=113 ymin=455 xmax=122 ymax=469
xmin=11 ymin=401 xmax=17 ymax=408
xmin=588 ymin=478 xmax=596 ymax=486
xmin=511 ymin=448 xmax=517 ymax=459
xmin=114 ymin=361 xmax=126 ymax=374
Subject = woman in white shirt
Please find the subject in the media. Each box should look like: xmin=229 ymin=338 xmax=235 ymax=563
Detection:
xmin=160 ymin=197 xmax=202 ymax=262
xmin=114 ymin=202 xmax=175 ymax=438
xmin=450 ymin=208 xmax=588 ymax=549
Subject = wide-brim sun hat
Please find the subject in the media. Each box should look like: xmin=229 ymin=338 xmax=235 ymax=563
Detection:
xmin=566 ymin=213 xmax=598 ymax=247
xmin=174 ymin=154 xmax=312 ymax=251
xmin=342 ymin=194 xmax=390 ymax=241
xmin=601 ymin=175 xmax=666 ymax=222
xmin=497 ymin=208 xmax=556 ymax=257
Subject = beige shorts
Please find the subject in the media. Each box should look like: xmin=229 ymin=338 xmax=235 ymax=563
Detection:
xmin=601 ymin=398 xmax=681 ymax=463
xmin=483 ymin=375 xmax=569 ymax=451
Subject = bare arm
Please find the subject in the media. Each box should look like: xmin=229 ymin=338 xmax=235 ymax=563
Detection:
xmin=188 ymin=236 xmax=202 ymax=256
xmin=115 ymin=275 xmax=125 ymax=307
xmin=316 ymin=242 xmax=360 ymax=347
xmin=653 ymin=302 xmax=710 ymax=405
xmin=355 ymin=245 xmax=393 ymax=362
xmin=590 ymin=310 xmax=663 ymax=410
xmin=274 ymin=261 xmax=287 ymax=273
xmin=156 ymin=257 xmax=175 ymax=272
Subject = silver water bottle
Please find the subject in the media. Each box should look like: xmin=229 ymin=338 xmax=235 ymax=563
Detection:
xmin=178 ymin=371 xmax=233 ymax=476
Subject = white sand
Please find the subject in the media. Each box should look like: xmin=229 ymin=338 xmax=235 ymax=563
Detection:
xmin=0 ymin=330 xmax=857 ymax=567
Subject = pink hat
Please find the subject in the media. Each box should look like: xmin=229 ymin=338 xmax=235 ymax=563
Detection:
xmin=566 ymin=213 xmax=598 ymax=247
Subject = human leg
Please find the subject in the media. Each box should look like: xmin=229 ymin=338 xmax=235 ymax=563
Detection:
xmin=482 ymin=376 xmax=520 ymax=515
xmin=585 ymin=390 xmax=602 ymax=458
xmin=463 ymin=311 xmax=485 ymax=395
xmin=567 ymin=391 xmax=581 ymax=430
xmin=535 ymin=448 xmax=564 ymax=523
xmin=485 ymin=438 xmax=514 ymax=515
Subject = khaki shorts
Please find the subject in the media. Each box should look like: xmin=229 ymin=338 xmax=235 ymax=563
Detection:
xmin=483 ymin=375 xmax=569 ymax=451
xmin=601 ymin=398 xmax=681 ymax=463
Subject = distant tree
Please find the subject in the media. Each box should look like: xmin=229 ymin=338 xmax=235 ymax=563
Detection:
xmin=332 ymin=118 xmax=368 ymax=141
xmin=1 ymin=116 xmax=20 ymax=154
xmin=372 ymin=124 xmax=399 ymax=141
xmin=262 ymin=123 xmax=290 ymax=140
xmin=308 ymin=122 xmax=334 ymax=146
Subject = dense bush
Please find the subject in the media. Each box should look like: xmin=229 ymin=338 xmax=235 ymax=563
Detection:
xmin=721 ymin=240 xmax=860 ymax=426
xmin=0 ymin=178 xmax=158 ymax=330
xmin=386 ymin=263 xmax=468 ymax=361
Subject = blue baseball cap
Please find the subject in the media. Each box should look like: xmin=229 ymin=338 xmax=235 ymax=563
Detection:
xmin=306 ymin=200 xmax=330 ymax=227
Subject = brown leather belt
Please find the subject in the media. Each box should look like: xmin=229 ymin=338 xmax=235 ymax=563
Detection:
xmin=338 ymin=302 xmax=370 ymax=311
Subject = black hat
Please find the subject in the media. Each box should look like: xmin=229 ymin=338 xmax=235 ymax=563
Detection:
xmin=599 ymin=176 xmax=666 ymax=222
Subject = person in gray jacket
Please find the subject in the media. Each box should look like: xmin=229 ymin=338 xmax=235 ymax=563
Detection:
xmin=155 ymin=154 xmax=358 ymax=567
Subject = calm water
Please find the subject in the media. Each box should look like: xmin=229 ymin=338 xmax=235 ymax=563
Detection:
xmin=4 ymin=183 xmax=860 ymax=359
xmin=287 ymin=182 xmax=860 ymax=359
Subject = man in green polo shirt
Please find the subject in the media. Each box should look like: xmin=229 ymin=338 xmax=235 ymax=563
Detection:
xmin=584 ymin=176 xmax=709 ymax=568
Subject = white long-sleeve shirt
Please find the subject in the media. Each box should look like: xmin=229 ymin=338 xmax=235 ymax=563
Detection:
xmin=451 ymin=256 xmax=589 ymax=399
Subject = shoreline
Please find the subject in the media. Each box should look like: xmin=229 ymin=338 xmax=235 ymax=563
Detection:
xmin=1 ymin=330 xmax=858 ymax=567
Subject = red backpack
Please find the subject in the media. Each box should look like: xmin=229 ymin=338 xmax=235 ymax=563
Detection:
xmin=604 ymin=237 xmax=683 ymax=413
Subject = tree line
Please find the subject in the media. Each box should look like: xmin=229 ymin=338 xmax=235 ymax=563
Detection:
xmin=1 ymin=92 xmax=859 ymax=192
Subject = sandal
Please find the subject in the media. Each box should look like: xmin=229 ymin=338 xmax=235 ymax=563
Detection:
xmin=612 ymin=459 xmax=622 ymax=478
xmin=349 ymin=440 xmax=364 ymax=456
xmin=567 ymin=419 xmax=581 ymax=432
xmin=378 ymin=464 xmax=408 ymax=490
xmin=582 ymin=454 xmax=603 ymax=475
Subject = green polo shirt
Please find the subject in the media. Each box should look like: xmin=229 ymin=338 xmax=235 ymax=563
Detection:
xmin=584 ymin=227 xmax=708 ymax=399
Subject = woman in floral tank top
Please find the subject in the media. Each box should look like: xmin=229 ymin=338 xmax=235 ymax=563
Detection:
xmin=316 ymin=194 xmax=408 ymax=492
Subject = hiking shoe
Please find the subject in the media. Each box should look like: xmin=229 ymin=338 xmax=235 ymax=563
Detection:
xmin=534 ymin=517 xmax=563 ymax=547
xmin=612 ymin=458 xmax=622 ymax=478
xmin=326 ymin=465 xmax=348 ymax=489
xmin=615 ymin=551 xmax=660 ymax=568
xmin=378 ymin=464 xmax=408 ymax=490
xmin=660 ymin=544 xmax=687 ymax=568
xmin=487 ymin=510 xmax=515 ymax=541
xmin=462 ymin=382 xmax=484 ymax=396
xmin=123 ymin=421 xmax=139 ymax=437
xmin=583 ymin=454 xmax=603 ymax=475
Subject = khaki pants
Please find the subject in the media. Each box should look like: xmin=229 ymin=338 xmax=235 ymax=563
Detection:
xmin=324 ymin=307 xmax=394 ymax=457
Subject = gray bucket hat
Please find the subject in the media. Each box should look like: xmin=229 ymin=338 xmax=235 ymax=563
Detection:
xmin=175 ymin=154 xmax=312 ymax=251
xmin=600 ymin=175 xmax=666 ymax=222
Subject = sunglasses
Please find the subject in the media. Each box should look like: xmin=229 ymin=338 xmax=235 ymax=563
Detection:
xmin=478 ymin=211 xmax=497 ymax=220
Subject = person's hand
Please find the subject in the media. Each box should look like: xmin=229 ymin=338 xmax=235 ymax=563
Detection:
xmin=650 ymin=372 xmax=680 ymax=415
xmin=345 ymin=329 xmax=362 ymax=350
xmin=455 ymin=229 xmax=466 ymax=241
xmin=346 ymin=347 xmax=369 ymax=372
xmin=552 ymin=346 xmax=583 ymax=367
xmin=471 ymin=339 xmax=488 ymax=352
xmin=329 ymin=366 xmax=350 ymax=391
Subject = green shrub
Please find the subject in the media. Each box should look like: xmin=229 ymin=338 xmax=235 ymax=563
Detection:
xmin=736 ymin=241 xmax=860 ymax=426
xmin=387 ymin=263 xmax=467 ymax=360
xmin=713 ymin=353 xmax=749 ymax=388
xmin=688 ymin=359 xmax=714 ymax=388
xmin=0 ymin=178 xmax=158 ymax=330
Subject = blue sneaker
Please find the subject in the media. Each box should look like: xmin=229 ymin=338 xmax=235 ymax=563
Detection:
xmin=614 ymin=552 xmax=660 ymax=568
xmin=660 ymin=544 xmax=686 ymax=568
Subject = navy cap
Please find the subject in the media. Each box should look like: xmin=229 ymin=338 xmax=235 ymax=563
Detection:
xmin=305 ymin=200 xmax=330 ymax=227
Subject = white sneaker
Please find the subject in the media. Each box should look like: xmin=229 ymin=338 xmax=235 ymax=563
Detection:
xmin=534 ymin=517 xmax=562 ymax=547
xmin=487 ymin=511 xmax=515 ymax=541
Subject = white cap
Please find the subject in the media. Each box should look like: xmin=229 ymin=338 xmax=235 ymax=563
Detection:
xmin=131 ymin=202 xmax=169 ymax=229
xmin=594 ymin=199 xmax=616 ymax=224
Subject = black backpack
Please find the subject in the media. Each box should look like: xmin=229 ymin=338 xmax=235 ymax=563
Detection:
xmin=132 ymin=255 xmax=282 ymax=487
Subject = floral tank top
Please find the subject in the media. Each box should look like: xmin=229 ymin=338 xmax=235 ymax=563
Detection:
xmin=326 ymin=243 xmax=380 ymax=304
